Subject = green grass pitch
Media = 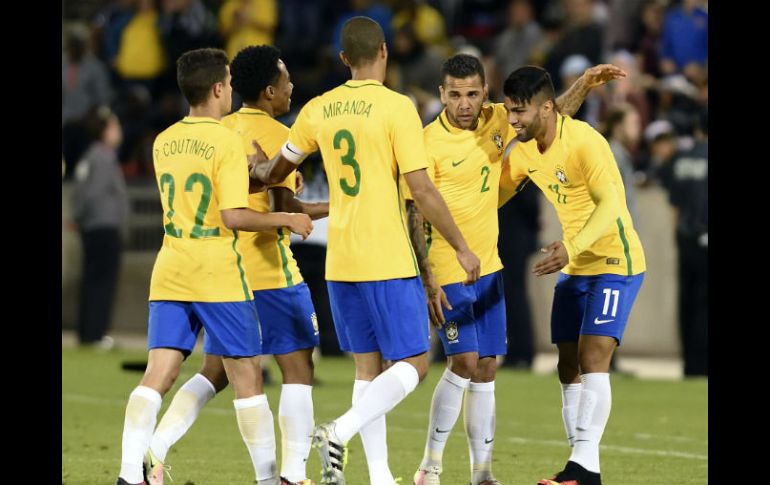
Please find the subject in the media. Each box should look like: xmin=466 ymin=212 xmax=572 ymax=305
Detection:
xmin=62 ymin=348 xmax=707 ymax=484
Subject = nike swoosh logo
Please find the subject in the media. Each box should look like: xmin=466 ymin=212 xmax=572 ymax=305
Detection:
xmin=435 ymin=427 xmax=451 ymax=434
xmin=484 ymin=437 xmax=494 ymax=444
xmin=527 ymin=168 xmax=537 ymax=173
xmin=594 ymin=317 xmax=615 ymax=325
xmin=451 ymin=158 xmax=466 ymax=167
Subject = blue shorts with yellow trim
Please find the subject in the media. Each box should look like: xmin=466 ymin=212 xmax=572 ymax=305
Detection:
xmin=328 ymin=277 xmax=430 ymax=361
xmin=436 ymin=271 xmax=507 ymax=358
xmin=551 ymin=272 xmax=645 ymax=345
xmin=253 ymin=282 xmax=320 ymax=355
xmin=148 ymin=300 xmax=262 ymax=357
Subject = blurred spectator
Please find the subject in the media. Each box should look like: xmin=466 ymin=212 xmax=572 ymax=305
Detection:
xmin=218 ymin=0 xmax=278 ymax=60
xmin=113 ymin=0 xmax=167 ymax=92
xmin=71 ymin=106 xmax=129 ymax=349
xmin=604 ymin=102 xmax=642 ymax=218
xmin=63 ymin=24 xmax=113 ymax=179
xmin=158 ymin=0 xmax=220 ymax=95
xmin=331 ymin=0 xmax=393 ymax=56
xmin=659 ymin=0 xmax=707 ymax=81
xmin=636 ymin=0 xmax=665 ymax=79
xmin=605 ymin=49 xmax=651 ymax=129
xmin=491 ymin=0 xmax=543 ymax=96
xmin=657 ymin=112 xmax=708 ymax=377
xmin=604 ymin=0 xmax=644 ymax=51
xmin=560 ymin=54 xmax=600 ymax=127
xmin=544 ymin=0 xmax=605 ymax=91
xmin=391 ymin=0 xmax=448 ymax=48
xmin=639 ymin=118 xmax=677 ymax=182
xmin=388 ymin=22 xmax=445 ymax=123
xmin=498 ymin=181 xmax=539 ymax=369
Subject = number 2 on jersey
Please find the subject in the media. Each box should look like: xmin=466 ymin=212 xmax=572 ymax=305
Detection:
xmin=334 ymin=129 xmax=361 ymax=196
xmin=160 ymin=172 xmax=220 ymax=238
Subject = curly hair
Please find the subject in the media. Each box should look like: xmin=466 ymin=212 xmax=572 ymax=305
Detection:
xmin=231 ymin=45 xmax=282 ymax=103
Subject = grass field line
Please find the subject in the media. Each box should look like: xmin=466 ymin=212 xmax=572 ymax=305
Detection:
xmin=64 ymin=393 xmax=707 ymax=461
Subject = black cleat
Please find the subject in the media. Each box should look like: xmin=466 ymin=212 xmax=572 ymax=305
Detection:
xmin=537 ymin=461 xmax=602 ymax=485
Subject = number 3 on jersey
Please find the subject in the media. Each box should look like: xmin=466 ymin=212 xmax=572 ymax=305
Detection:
xmin=334 ymin=129 xmax=361 ymax=196
xmin=160 ymin=172 xmax=220 ymax=238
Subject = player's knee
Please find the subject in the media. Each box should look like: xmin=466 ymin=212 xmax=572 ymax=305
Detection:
xmin=557 ymin=359 xmax=580 ymax=383
xmin=472 ymin=356 xmax=497 ymax=382
xmin=199 ymin=367 xmax=229 ymax=392
xmin=449 ymin=354 xmax=478 ymax=378
xmin=579 ymin=349 xmax=612 ymax=373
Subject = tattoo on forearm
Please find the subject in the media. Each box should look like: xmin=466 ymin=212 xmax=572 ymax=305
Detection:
xmin=556 ymin=77 xmax=589 ymax=117
xmin=406 ymin=200 xmax=431 ymax=275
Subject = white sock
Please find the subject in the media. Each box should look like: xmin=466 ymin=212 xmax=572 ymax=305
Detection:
xmin=419 ymin=368 xmax=470 ymax=470
xmin=353 ymin=380 xmax=395 ymax=485
xmin=150 ymin=373 xmax=216 ymax=462
xmin=464 ymin=381 xmax=496 ymax=483
xmin=119 ymin=386 xmax=162 ymax=483
xmin=279 ymin=384 xmax=314 ymax=481
xmin=569 ymin=373 xmax=611 ymax=473
xmin=561 ymin=382 xmax=582 ymax=447
xmin=334 ymin=361 xmax=419 ymax=443
xmin=234 ymin=394 xmax=277 ymax=482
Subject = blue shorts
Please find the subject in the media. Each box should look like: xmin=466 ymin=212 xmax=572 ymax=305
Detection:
xmin=148 ymin=300 xmax=262 ymax=358
xmin=551 ymin=272 xmax=645 ymax=345
xmin=436 ymin=271 xmax=507 ymax=358
xmin=328 ymin=277 xmax=430 ymax=361
xmin=252 ymin=282 xmax=320 ymax=355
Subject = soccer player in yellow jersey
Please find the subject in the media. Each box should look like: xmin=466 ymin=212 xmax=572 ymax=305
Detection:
xmin=115 ymin=48 xmax=312 ymax=485
xmin=144 ymin=46 xmax=328 ymax=485
xmin=500 ymin=67 xmax=646 ymax=485
xmin=409 ymin=55 xmax=625 ymax=485
xmin=250 ymin=16 xmax=482 ymax=485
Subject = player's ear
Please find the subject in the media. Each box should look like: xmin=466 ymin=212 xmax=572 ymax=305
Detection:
xmin=541 ymin=99 xmax=554 ymax=116
xmin=483 ymin=83 xmax=489 ymax=102
xmin=265 ymin=85 xmax=275 ymax=100
xmin=339 ymin=51 xmax=351 ymax=68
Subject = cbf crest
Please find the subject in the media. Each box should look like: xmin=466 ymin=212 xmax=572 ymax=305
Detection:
xmin=555 ymin=165 xmax=569 ymax=185
xmin=445 ymin=321 xmax=459 ymax=343
xmin=491 ymin=130 xmax=504 ymax=153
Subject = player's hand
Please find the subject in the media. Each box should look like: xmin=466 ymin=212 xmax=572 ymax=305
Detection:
xmin=247 ymin=140 xmax=270 ymax=180
xmin=295 ymin=171 xmax=305 ymax=195
xmin=423 ymin=274 xmax=452 ymax=328
xmin=533 ymin=241 xmax=569 ymax=276
xmin=583 ymin=64 xmax=627 ymax=88
xmin=457 ymin=247 xmax=481 ymax=285
xmin=286 ymin=213 xmax=313 ymax=240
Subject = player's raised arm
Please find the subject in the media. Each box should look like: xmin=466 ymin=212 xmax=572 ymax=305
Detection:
xmin=555 ymin=64 xmax=626 ymax=117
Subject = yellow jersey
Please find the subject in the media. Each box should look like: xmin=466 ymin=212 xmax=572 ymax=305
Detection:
xmin=286 ymin=79 xmax=428 ymax=281
xmin=420 ymin=103 xmax=515 ymax=286
xmin=149 ymin=116 xmax=252 ymax=302
xmin=222 ymin=107 xmax=303 ymax=290
xmin=500 ymin=113 xmax=646 ymax=276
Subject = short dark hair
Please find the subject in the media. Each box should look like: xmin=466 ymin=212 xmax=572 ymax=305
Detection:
xmin=341 ymin=16 xmax=385 ymax=67
xmin=176 ymin=48 xmax=229 ymax=107
xmin=441 ymin=54 xmax=486 ymax=85
xmin=503 ymin=66 xmax=556 ymax=105
xmin=231 ymin=45 xmax=282 ymax=103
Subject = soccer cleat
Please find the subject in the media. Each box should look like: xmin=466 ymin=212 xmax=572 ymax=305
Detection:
xmin=413 ymin=466 xmax=441 ymax=485
xmin=537 ymin=461 xmax=602 ymax=485
xmin=116 ymin=479 xmax=147 ymax=485
xmin=143 ymin=449 xmax=170 ymax=485
xmin=312 ymin=422 xmax=347 ymax=484
xmin=474 ymin=480 xmax=502 ymax=485
xmin=281 ymin=478 xmax=315 ymax=485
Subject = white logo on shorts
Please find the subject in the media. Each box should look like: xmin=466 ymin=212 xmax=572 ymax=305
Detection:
xmin=593 ymin=317 xmax=615 ymax=325
xmin=310 ymin=312 xmax=319 ymax=335
xmin=446 ymin=321 xmax=459 ymax=342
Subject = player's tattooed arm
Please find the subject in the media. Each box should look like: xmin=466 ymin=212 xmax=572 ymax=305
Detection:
xmin=406 ymin=199 xmax=431 ymax=278
xmin=556 ymin=64 xmax=627 ymax=116
xmin=407 ymin=199 xmax=451 ymax=327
